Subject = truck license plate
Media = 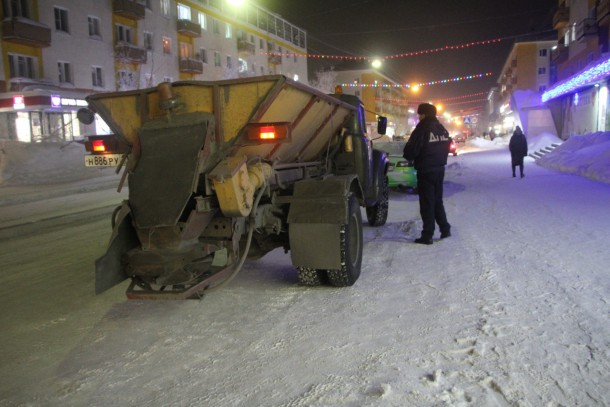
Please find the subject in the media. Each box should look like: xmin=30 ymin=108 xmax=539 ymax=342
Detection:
xmin=84 ymin=154 xmax=123 ymax=167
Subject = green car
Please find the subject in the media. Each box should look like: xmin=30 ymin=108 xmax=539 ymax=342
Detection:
xmin=374 ymin=142 xmax=418 ymax=191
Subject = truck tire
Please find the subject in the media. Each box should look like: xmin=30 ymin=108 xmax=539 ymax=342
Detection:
xmin=366 ymin=172 xmax=389 ymax=226
xmin=297 ymin=267 xmax=327 ymax=286
xmin=327 ymin=194 xmax=363 ymax=286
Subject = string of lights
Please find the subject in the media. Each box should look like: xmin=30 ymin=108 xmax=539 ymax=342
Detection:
xmin=261 ymin=37 xmax=503 ymax=61
xmin=374 ymin=92 xmax=488 ymax=105
xmin=340 ymin=72 xmax=493 ymax=89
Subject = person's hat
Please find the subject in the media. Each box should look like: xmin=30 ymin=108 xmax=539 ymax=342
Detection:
xmin=417 ymin=103 xmax=437 ymax=117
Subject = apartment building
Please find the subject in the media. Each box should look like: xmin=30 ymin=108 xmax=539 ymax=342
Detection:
xmin=0 ymin=0 xmax=308 ymax=142
xmin=491 ymin=40 xmax=556 ymax=137
xmin=334 ymin=69 xmax=410 ymax=138
xmin=543 ymin=0 xmax=610 ymax=138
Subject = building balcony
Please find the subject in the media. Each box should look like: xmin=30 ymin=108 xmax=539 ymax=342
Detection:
xmin=551 ymin=44 xmax=569 ymax=65
xmin=2 ymin=18 xmax=51 ymax=47
xmin=112 ymin=0 xmax=145 ymax=20
xmin=177 ymin=19 xmax=201 ymax=38
xmin=598 ymin=0 xmax=610 ymax=26
xmin=576 ymin=18 xmax=598 ymax=41
xmin=115 ymin=43 xmax=147 ymax=64
xmin=237 ymin=39 xmax=255 ymax=55
xmin=268 ymin=54 xmax=282 ymax=65
xmin=179 ymin=58 xmax=203 ymax=74
xmin=553 ymin=6 xmax=570 ymax=29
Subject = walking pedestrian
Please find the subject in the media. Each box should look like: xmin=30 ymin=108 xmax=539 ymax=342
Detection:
xmin=403 ymin=103 xmax=452 ymax=245
xmin=509 ymin=126 xmax=528 ymax=178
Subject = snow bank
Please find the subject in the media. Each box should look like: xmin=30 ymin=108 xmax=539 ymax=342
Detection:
xmin=537 ymin=132 xmax=610 ymax=184
xmin=0 ymin=140 xmax=116 ymax=186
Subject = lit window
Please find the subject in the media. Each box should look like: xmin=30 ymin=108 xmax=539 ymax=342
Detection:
xmin=199 ymin=12 xmax=207 ymax=30
xmin=177 ymin=3 xmax=191 ymax=20
xmin=162 ymin=37 xmax=171 ymax=54
xmin=225 ymin=23 xmax=232 ymax=39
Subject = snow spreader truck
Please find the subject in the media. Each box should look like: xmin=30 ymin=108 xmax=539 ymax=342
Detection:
xmin=79 ymin=75 xmax=389 ymax=299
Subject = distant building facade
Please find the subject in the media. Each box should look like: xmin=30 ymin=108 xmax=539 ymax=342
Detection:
xmin=543 ymin=0 xmax=610 ymax=139
xmin=0 ymin=0 xmax=308 ymax=142
xmin=334 ymin=69 xmax=410 ymax=139
xmin=490 ymin=40 xmax=556 ymax=138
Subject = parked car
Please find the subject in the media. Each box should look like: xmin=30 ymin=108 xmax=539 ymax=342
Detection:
xmin=449 ymin=138 xmax=458 ymax=156
xmin=453 ymin=134 xmax=467 ymax=143
xmin=374 ymin=142 xmax=417 ymax=191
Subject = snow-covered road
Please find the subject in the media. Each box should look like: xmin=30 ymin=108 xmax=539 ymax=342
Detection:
xmin=0 ymin=146 xmax=609 ymax=406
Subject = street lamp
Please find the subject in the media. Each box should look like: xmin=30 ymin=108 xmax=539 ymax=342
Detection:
xmin=371 ymin=59 xmax=382 ymax=69
xmin=227 ymin=0 xmax=245 ymax=6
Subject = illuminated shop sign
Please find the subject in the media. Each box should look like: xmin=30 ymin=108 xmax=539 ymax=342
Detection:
xmin=60 ymin=98 xmax=88 ymax=106
xmin=51 ymin=95 xmax=61 ymax=107
xmin=13 ymin=95 xmax=25 ymax=109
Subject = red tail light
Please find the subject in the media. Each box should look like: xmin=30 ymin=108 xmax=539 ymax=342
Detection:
xmin=259 ymin=126 xmax=276 ymax=140
xmin=92 ymin=139 xmax=106 ymax=152
xmin=246 ymin=122 xmax=291 ymax=143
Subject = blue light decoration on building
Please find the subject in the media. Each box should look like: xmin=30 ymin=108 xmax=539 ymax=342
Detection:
xmin=542 ymin=55 xmax=610 ymax=102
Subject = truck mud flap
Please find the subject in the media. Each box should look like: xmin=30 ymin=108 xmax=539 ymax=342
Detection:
xmin=95 ymin=204 xmax=139 ymax=294
xmin=287 ymin=176 xmax=355 ymax=270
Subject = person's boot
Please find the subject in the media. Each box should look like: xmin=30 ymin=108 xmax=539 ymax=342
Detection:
xmin=440 ymin=230 xmax=451 ymax=239
xmin=520 ymin=173 xmax=524 ymax=178
xmin=414 ymin=236 xmax=433 ymax=245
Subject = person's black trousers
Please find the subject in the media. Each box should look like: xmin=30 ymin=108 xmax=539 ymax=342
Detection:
xmin=417 ymin=168 xmax=450 ymax=239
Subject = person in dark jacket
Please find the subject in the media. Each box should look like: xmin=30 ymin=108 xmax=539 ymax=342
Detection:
xmin=509 ymin=126 xmax=528 ymax=178
xmin=403 ymin=103 xmax=451 ymax=245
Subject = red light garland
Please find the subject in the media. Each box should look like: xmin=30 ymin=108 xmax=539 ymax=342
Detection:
xmin=262 ymin=37 xmax=503 ymax=61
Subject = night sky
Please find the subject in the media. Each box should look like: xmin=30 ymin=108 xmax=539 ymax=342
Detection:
xmin=258 ymin=0 xmax=558 ymax=114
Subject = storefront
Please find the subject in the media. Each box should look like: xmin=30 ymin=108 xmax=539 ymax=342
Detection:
xmin=0 ymin=89 xmax=106 ymax=143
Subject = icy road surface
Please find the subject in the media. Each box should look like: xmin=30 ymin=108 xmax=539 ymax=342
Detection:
xmin=0 ymin=147 xmax=609 ymax=406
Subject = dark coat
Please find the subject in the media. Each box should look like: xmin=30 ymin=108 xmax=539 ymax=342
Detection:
xmin=403 ymin=117 xmax=450 ymax=172
xmin=509 ymin=130 xmax=528 ymax=158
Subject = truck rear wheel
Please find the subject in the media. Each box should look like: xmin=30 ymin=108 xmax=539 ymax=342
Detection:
xmin=366 ymin=172 xmax=389 ymax=226
xmin=327 ymin=194 xmax=363 ymax=286
xmin=297 ymin=267 xmax=327 ymax=286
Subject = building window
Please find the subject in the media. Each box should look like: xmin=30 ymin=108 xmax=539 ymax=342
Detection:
xmin=179 ymin=41 xmax=193 ymax=59
xmin=88 ymin=16 xmax=101 ymax=37
xmin=54 ymin=7 xmax=69 ymax=33
xmin=8 ymin=54 xmax=35 ymax=78
xmin=118 ymin=70 xmax=136 ymax=90
xmin=3 ymin=0 xmax=30 ymax=17
xmin=92 ymin=66 xmax=103 ymax=87
xmin=58 ymin=61 xmax=72 ymax=84
xmin=144 ymin=31 xmax=153 ymax=50
xmin=212 ymin=18 xmax=220 ymax=35
xmin=538 ymin=85 xmax=547 ymax=92
xmin=162 ymin=36 xmax=171 ymax=54
xmin=214 ymin=51 xmax=221 ymax=67
xmin=539 ymin=49 xmax=548 ymax=57
xmin=160 ymin=0 xmax=169 ymax=16
xmin=199 ymin=12 xmax=207 ymax=29
xmin=227 ymin=55 xmax=232 ymax=69
xmin=177 ymin=3 xmax=190 ymax=20
xmin=115 ymin=24 xmax=132 ymax=43
xmin=225 ymin=23 xmax=232 ymax=39
xmin=199 ymin=48 xmax=207 ymax=63
xmin=259 ymin=38 xmax=264 ymax=50
xmin=538 ymin=67 xmax=546 ymax=75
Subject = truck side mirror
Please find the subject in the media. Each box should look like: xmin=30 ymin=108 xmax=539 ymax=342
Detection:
xmin=77 ymin=108 xmax=95 ymax=125
xmin=377 ymin=116 xmax=387 ymax=135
